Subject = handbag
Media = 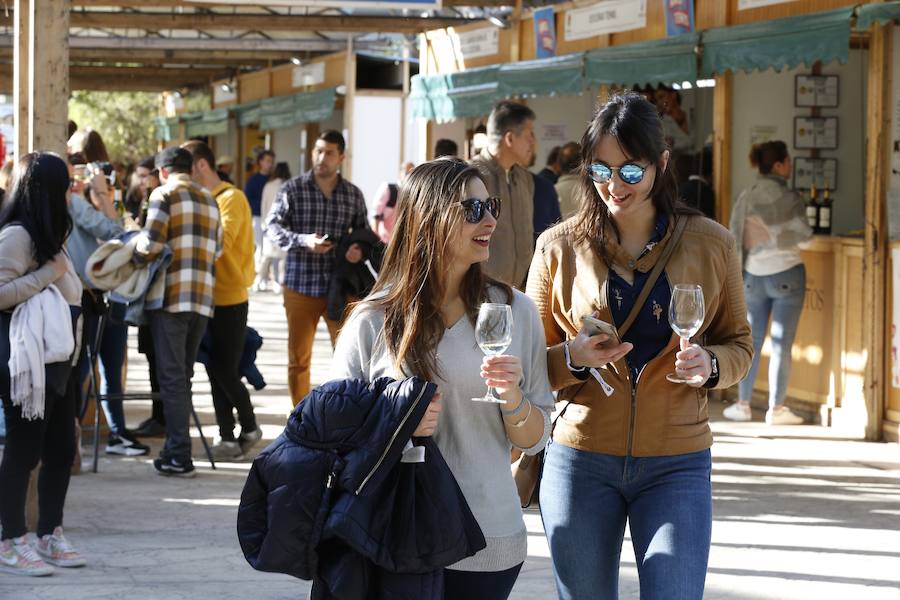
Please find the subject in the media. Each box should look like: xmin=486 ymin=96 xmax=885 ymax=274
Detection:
xmin=512 ymin=216 xmax=689 ymax=508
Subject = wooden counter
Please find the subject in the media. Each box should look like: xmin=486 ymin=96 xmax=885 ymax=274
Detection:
xmin=750 ymin=235 xmax=867 ymax=428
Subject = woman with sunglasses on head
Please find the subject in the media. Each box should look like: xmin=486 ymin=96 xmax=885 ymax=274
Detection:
xmin=526 ymin=93 xmax=752 ymax=600
xmin=330 ymin=158 xmax=554 ymax=599
xmin=0 ymin=153 xmax=85 ymax=576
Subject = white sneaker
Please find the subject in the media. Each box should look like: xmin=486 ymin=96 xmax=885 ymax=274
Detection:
xmin=33 ymin=527 xmax=86 ymax=568
xmin=0 ymin=536 xmax=54 ymax=576
xmin=210 ymin=440 xmax=243 ymax=460
xmin=270 ymin=281 xmax=282 ymax=295
xmin=723 ymin=402 xmax=752 ymax=422
xmin=766 ymin=407 xmax=804 ymax=425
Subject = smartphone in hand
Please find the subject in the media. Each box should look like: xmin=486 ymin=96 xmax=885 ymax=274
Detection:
xmin=581 ymin=315 xmax=621 ymax=347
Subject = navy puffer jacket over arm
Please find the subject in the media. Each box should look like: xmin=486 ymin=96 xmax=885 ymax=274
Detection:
xmin=236 ymin=377 xmax=486 ymax=599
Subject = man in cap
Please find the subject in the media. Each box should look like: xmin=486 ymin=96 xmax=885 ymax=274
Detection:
xmin=136 ymin=146 xmax=223 ymax=477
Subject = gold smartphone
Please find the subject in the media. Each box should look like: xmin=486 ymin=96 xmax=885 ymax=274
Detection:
xmin=581 ymin=315 xmax=621 ymax=346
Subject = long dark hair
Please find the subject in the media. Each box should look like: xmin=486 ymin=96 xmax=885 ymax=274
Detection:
xmin=271 ymin=162 xmax=291 ymax=182
xmin=0 ymin=152 xmax=73 ymax=266
xmin=368 ymin=157 xmax=511 ymax=381
xmin=574 ymin=93 xmax=698 ymax=260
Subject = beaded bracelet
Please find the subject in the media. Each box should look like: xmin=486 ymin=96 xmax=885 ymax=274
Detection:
xmin=506 ymin=400 xmax=533 ymax=429
xmin=499 ymin=395 xmax=527 ymax=416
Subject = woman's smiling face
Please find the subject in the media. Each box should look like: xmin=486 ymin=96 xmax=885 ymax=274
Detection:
xmin=447 ymin=177 xmax=496 ymax=269
xmin=591 ymin=134 xmax=667 ymax=222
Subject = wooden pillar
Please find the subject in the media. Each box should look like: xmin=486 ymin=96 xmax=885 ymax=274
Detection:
xmin=712 ymin=72 xmax=733 ymax=227
xmin=28 ymin=0 xmax=69 ymax=154
xmin=864 ymin=23 xmax=891 ymax=441
xmin=343 ymin=41 xmax=356 ymax=180
xmin=13 ymin=0 xmax=30 ymax=157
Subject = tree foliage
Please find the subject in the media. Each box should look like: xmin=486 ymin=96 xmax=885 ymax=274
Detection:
xmin=68 ymin=91 xmax=159 ymax=164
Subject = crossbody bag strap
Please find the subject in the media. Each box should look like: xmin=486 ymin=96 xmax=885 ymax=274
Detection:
xmin=617 ymin=216 xmax=688 ymax=339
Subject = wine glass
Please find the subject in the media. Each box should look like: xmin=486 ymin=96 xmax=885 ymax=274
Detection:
xmin=666 ymin=284 xmax=705 ymax=384
xmin=472 ymin=303 xmax=513 ymax=403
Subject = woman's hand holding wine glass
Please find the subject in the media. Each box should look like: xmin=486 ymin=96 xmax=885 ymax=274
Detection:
xmin=473 ymin=303 xmax=514 ymax=403
xmin=667 ymin=284 xmax=712 ymax=386
xmin=480 ymin=355 xmax=524 ymax=408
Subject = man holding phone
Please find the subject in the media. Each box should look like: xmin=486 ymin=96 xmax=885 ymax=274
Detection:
xmin=265 ymin=130 xmax=368 ymax=405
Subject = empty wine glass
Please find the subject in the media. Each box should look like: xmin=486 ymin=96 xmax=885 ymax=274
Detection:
xmin=472 ymin=303 xmax=513 ymax=403
xmin=666 ymin=284 xmax=705 ymax=384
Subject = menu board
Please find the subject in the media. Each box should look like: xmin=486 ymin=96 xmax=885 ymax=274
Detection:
xmin=795 ymin=75 xmax=840 ymax=108
xmin=793 ymin=158 xmax=837 ymax=191
xmin=794 ymin=117 xmax=838 ymax=150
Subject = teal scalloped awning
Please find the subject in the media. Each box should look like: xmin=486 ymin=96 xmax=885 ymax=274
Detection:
xmin=410 ymin=65 xmax=501 ymax=122
xmin=232 ymin=101 xmax=261 ymax=127
xmin=585 ymin=33 xmax=698 ymax=87
xmin=154 ymin=116 xmax=180 ymax=142
xmin=258 ymin=87 xmax=337 ymax=131
xmin=856 ymin=1 xmax=900 ymax=31
xmin=701 ymin=7 xmax=854 ymax=77
xmin=185 ymin=108 xmax=230 ymax=138
xmin=498 ymin=53 xmax=584 ymax=98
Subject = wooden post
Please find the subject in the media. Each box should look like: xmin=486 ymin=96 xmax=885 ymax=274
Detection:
xmin=29 ymin=0 xmax=69 ymax=154
xmin=864 ymin=23 xmax=891 ymax=441
xmin=13 ymin=0 xmax=30 ymax=157
xmin=342 ymin=39 xmax=356 ymax=180
xmin=712 ymin=72 xmax=733 ymax=227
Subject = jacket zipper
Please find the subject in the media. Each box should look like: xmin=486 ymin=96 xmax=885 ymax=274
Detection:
xmin=355 ymin=383 xmax=429 ymax=495
xmin=625 ymin=365 xmax=645 ymax=456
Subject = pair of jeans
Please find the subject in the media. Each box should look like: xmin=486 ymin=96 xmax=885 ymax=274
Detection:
xmin=444 ymin=563 xmax=523 ymax=600
xmin=0 ymin=369 xmax=76 ymax=539
xmin=282 ymin=289 xmax=339 ymax=405
xmin=540 ymin=442 xmax=712 ymax=600
xmin=77 ymin=294 xmax=129 ymax=435
xmin=738 ymin=264 xmax=806 ymax=408
xmin=148 ymin=311 xmax=208 ymax=463
xmin=205 ymin=302 xmax=256 ymax=441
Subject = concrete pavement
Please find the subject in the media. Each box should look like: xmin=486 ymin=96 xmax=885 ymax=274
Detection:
xmin=2 ymin=290 xmax=899 ymax=599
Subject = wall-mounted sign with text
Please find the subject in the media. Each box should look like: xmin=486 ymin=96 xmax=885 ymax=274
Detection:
xmin=452 ymin=27 xmax=500 ymax=61
xmin=565 ymin=0 xmax=647 ymax=42
xmin=738 ymin=0 xmax=797 ymax=10
xmin=293 ymin=62 xmax=326 ymax=88
xmin=214 ymin=85 xmax=237 ymax=105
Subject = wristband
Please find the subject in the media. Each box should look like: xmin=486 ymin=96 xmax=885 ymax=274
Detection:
xmin=506 ymin=400 xmax=533 ymax=429
xmin=500 ymin=395 xmax=527 ymax=416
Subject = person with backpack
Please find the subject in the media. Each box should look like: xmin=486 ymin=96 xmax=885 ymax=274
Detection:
xmin=371 ymin=162 xmax=414 ymax=243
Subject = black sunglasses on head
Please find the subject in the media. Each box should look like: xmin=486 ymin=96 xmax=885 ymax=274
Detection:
xmin=459 ymin=197 xmax=501 ymax=224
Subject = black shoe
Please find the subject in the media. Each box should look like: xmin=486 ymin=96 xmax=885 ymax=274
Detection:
xmin=153 ymin=457 xmax=196 ymax=478
xmin=106 ymin=432 xmax=150 ymax=457
xmin=133 ymin=418 xmax=166 ymax=438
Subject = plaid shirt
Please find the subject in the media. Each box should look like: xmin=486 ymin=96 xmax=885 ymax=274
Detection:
xmin=138 ymin=173 xmax=223 ymax=317
xmin=265 ymin=171 xmax=368 ymax=298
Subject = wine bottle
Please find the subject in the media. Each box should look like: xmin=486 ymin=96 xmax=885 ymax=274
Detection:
xmin=806 ymin=183 xmax=820 ymax=233
xmin=818 ymin=181 xmax=832 ymax=235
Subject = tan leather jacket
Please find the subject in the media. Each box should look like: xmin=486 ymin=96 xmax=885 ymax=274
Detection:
xmin=470 ymin=149 xmax=534 ymax=287
xmin=525 ymin=215 xmax=753 ymax=457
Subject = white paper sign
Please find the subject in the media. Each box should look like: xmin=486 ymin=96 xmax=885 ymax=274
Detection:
xmin=564 ymin=0 xmax=647 ymax=42
xmin=292 ymin=62 xmax=326 ymax=88
xmin=452 ymin=27 xmax=499 ymax=60
xmin=738 ymin=0 xmax=797 ymax=9
xmin=213 ymin=84 xmax=237 ymax=105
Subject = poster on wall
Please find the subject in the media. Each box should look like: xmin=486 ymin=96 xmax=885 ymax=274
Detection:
xmin=795 ymin=75 xmax=839 ymax=108
xmin=452 ymin=27 xmax=499 ymax=61
xmin=533 ymin=7 xmax=557 ymax=58
xmin=750 ymin=125 xmax=777 ymax=146
xmin=664 ymin=0 xmax=694 ymax=36
xmin=292 ymin=62 xmax=325 ymax=88
xmin=565 ymin=0 xmax=647 ymax=42
xmin=738 ymin=0 xmax=797 ymax=10
xmin=794 ymin=117 xmax=838 ymax=150
xmin=793 ymin=158 xmax=837 ymax=191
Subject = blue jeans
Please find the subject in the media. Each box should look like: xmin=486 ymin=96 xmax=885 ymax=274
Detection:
xmin=738 ymin=264 xmax=806 ymax=408
xmin=540 ymin=443 xmax=712 ymax=600
xmin=79 ymin=300 xmax=129 ymax=435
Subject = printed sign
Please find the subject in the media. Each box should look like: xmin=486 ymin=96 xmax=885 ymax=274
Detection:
xmin=794 ymin=117 xmax=838 ymax=150
xmin=533 ymin=7 xmax=557 ymax=59
xmin=564 ymin=0 xmax=647 ymax=42
xmin=292 ymin=62 xmax=326 ymax=88
xmin=738 ymin=0 xmax=797 ymax=9
xmin=796 ymin=75 xmax=839 ymax=108
xmin=664 ymin=0 xmax=694 ymax=36
xmin=453 ymin=27 xmax=500 ymax=60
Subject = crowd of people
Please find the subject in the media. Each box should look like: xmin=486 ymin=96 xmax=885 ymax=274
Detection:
xmin=0 ymin=89 xmax=816 ymax=599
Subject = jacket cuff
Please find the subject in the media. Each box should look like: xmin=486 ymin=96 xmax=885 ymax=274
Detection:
xmin=548 ymin=343 xmax=590 ymax=391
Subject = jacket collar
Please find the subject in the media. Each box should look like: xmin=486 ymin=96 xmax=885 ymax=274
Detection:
xmin=599 ymin=212 xmax=672 ymax=273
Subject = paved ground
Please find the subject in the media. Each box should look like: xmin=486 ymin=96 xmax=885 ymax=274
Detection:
xmin=2 ymin=290 xmax=900 ymax=599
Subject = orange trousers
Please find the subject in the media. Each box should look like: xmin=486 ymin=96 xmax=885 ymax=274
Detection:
xmin=282 ymin=289 xmax=340 ymax=406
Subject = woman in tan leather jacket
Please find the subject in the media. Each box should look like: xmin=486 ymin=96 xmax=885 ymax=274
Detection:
xmin=526 ymin=94 xmax=752 ymax=600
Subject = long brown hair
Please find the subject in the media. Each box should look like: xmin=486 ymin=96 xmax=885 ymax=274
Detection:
xmin=574 ymin=93 xmax=699 ymax=262
xmin=368 ymin=157 xmax=511 ymax=381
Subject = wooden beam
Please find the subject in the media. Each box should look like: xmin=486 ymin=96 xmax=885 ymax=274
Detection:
xmin=73 ymin=0 xmax=512 ymax=7
xmin=0 ymin=63 xmax=229 ymax=91
xmin=70 ymin=48 xmax=295 ymax=65
xmin=0 ymin=11 xmax=474 ymax=34
xmin=13 ymin=0 xmax=29 ymax=157
xmin=863 ymin=22 xmax=891 ymax=441
xmin=712 ymin=72 xmax=732 ymax=227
